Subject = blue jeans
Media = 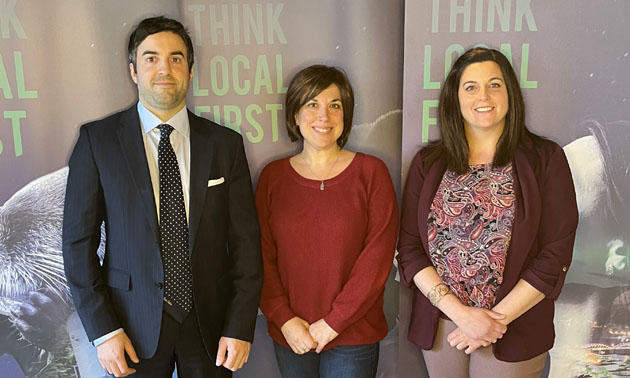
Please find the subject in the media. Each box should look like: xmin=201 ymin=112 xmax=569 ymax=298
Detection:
xmin=273 ymin=341 xmax=379 ymax=378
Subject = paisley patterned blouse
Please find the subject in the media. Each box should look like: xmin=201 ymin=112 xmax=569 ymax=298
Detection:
xmin=428 ymin=163 xmax=515 ymax=309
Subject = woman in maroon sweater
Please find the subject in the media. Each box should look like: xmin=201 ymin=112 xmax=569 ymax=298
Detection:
xmin=397 ymin=48 xmax=578 ymax=377
xmin=256 ymin=65 xmax=398 ymax=378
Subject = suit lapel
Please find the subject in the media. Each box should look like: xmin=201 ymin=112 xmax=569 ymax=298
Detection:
xmin=116 ymin=106 xmax=159 ymax=241
xmin=496 ymin=149 xmax=541 ymax=299
xmin=188 ymin=111 xmax=214 ymax=254
xmin=418 ymin=159 xmax=447 ymax=256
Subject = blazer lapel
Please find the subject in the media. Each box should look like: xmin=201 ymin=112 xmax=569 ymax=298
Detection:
xmin=496 ymin=149 xmax=541 ymax=299
xmin=188 ymin=111 xmax=214 ymax=254
xmin=116 ymin=106 xmax=159 ymax=240
xmin=418 ymin=159 xmax=447 ymax=255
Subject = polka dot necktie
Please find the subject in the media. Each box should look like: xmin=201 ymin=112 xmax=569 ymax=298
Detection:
xmin=157 ymin=124 xmax=193 ymax=322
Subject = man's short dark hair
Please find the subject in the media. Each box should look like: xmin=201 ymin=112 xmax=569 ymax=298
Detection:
xmin=128 ymin=16 xmax=194 ymax=73
xmin=285 ymin=65 xmax=355 ymax=148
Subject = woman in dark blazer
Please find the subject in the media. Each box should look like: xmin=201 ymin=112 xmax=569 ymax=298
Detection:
xmin=397 ymin=47 xmax=578 ymax=377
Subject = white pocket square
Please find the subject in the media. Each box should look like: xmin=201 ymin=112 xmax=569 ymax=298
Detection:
xmin=207 ymin=177 xmax=225 ymax=187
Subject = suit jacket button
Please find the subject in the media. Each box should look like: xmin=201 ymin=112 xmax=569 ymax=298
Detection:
xmin=562 ymin=266 xmax=567 ymax=272
xmin=155 ymin=282 xmax=163 ymax=289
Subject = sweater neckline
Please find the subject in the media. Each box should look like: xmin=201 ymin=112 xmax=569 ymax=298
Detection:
xmin=286 ymin=152 xmax=363 ymax=189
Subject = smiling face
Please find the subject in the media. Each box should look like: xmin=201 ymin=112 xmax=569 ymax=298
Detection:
xmin=129 ymin=31 xmax=193 ymax=120
xmin=295 ymin=84 xmax=344 ymax=152
xmin=458 ymin=61 xmax=509 ymax=134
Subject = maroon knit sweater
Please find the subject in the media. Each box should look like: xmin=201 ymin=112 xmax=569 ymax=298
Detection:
xmin=256 ymin=153 xmax=398 ymax=350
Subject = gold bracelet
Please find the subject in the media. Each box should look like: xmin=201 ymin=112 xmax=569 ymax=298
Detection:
xmin=427 ymin=283 xmax=451 ymax=307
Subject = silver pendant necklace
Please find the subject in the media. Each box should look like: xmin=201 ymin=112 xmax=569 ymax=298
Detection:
xmin=304 ymin=152 xmax=340 ymax=191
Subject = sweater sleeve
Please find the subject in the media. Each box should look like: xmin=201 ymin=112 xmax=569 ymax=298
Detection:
xmin=520 ymin=146 xmax=579 ymax=300
xmin=396 ymin=151 xmax=434 ymax=287
xmin=256 ymin=164 xmax=297 ymax=329
xmin=323 ymin=158 xmax=398 ymax=334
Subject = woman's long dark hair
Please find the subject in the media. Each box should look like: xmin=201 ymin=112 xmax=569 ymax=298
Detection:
xmin=424 ymin=47 xmax=532 ymax=174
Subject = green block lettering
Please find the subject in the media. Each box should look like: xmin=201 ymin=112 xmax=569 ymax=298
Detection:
xmin=224 ymin=105 xmax=241 ymax=133
xmin=194 ymin=105 xmax=211 ymax=117
xmin=210 ymin=56 xmax=229 ymax=96
xmin=192 ymin=61 xmax=208 ymax=97
xmin=245 ymin=104 xmax=263 ymax=143
xmin=0 ymin=53 xmax=13 ymax=99
xmin=423 ymin=45 xmax=440 ymax=90
xmin=276 ymin=54 xmax=287 ymax=94
xmin=266 ymin=103 xmax=282 ymax=142
xmin=254 ymin=55 xmax=272 ymax=95
xmin=520 ymin=44 xmax=537 ymax=88
xmin=232 ymin=55 xmax=251 ymax=96
xmin=422 ymin=100 xmax=439 ymax=143
xmin=444 ymin=44 xmax=465 ymax=79
xmin=4 ymin=110 xmax=25 ymax=156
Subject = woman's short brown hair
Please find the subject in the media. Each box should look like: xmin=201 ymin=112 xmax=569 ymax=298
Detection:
xmin=285 ymin=65 xmax=355 ymax=148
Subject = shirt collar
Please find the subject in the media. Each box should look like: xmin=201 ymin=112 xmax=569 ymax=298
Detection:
xmin=137 ymin=101 xmax=190 ymax=137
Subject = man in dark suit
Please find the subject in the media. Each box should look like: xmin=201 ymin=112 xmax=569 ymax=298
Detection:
xmin=62 ymin=16 xmax=262 ymax=377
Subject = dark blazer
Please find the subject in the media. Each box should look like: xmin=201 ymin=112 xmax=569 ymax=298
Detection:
xmin=397 ymin=136 xmax=578 ymax=362
xmin=62 ymin=105 xmax=262 ymax=359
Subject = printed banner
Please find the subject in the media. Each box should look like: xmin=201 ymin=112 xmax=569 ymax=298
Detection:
xmin=401 ymin=1 xmax=630 ymax=377
xmin=0 ymin=1 xmax=403 ymax=377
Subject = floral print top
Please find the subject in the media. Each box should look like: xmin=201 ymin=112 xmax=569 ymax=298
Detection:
xmin=428 ymin=163 xmax=515 ymax=309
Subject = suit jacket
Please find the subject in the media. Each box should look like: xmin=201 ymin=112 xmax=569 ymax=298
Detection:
xmin=62 ymin=105 xmax=262 ymax=359
xmin=397 ymin=135 xmax=578 ymax=362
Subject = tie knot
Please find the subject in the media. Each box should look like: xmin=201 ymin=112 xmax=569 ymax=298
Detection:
xmin=158 ymin=124 xmax=174 ymax=139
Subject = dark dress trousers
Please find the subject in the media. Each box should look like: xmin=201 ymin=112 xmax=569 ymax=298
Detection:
xmin=62 ymin=105 xmax=262 ymax=359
